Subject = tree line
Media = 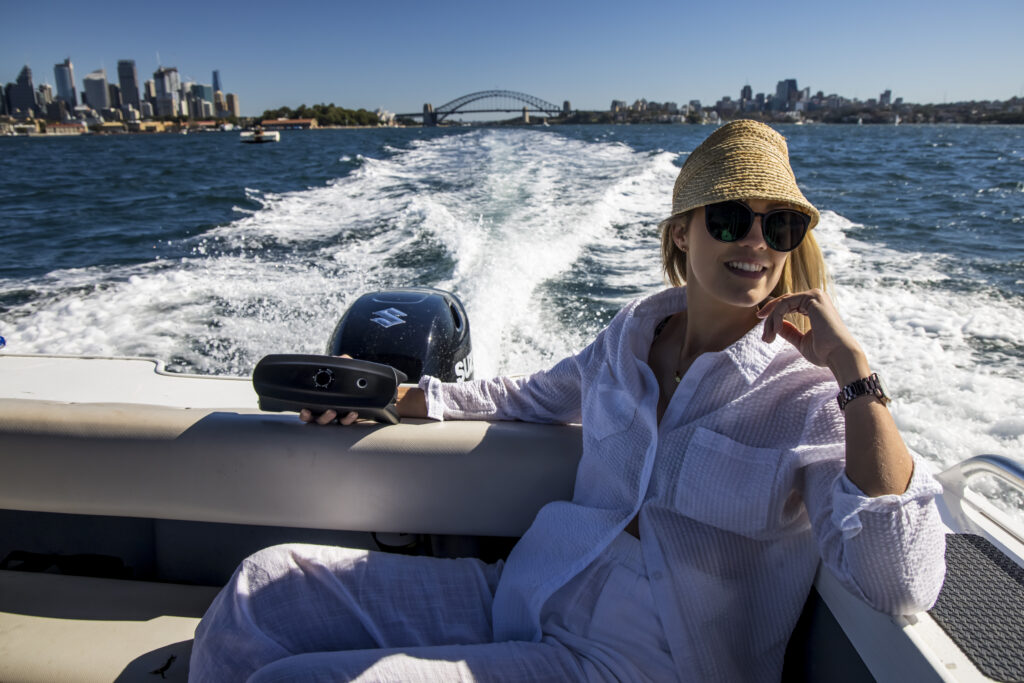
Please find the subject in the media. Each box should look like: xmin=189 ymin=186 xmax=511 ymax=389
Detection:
xmin=259 ymin=103 xmax=379 ymax=127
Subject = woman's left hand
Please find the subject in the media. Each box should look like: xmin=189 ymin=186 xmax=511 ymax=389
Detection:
xmin=756 ymin=289 xmax=869 ymax=383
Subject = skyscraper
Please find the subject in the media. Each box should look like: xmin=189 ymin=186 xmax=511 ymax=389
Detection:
xmin=117 ymin=60 xmax=141 ymax=110
xmin=9 ymin=65 xmax=38 ymax=117
xmin=83 ymin=69 xmax=111 ymax=110
xmin=54 ymin=58 xmax=78 ymax=109
xmin=153 ymin=66 xmax=180 ymax=117
xmin=226 ymin=93 xmax=240 ymax=118
xmin=212 ymin=70 xmax=221 ymax=94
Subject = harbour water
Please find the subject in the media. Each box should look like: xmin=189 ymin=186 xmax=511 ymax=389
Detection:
xmin=1 ymin=124 xmax=1022 ymax=477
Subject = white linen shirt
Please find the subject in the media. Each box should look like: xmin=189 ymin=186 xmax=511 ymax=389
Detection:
xmin=420 ymin=286 xmax=946 ymax=682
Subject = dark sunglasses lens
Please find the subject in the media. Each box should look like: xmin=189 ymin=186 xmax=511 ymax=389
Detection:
xmin=763 ymin=211 xmax=809 ymax=251
xmin=705 ymin=202 xmax=749 ymax=243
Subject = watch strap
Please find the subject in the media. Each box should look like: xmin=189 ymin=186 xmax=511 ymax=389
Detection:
xmin=837 ymin=373 xmax=890 ymax=411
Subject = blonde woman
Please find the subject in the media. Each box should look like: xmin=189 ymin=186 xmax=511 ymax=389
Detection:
xmin=192 ymin=120 xmax=946 ymax=682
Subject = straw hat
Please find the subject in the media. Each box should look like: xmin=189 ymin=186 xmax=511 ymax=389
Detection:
xmin=669 ymin=120 xmax=819 ymax=229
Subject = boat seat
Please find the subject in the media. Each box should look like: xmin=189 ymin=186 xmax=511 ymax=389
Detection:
xmin=0 ymin=569 xmax=219 ymax=682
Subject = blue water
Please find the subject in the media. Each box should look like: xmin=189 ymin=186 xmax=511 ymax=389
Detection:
xmin=1 ymin=124 xmax=1022 ymax=469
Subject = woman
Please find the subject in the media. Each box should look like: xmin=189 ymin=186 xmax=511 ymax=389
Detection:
xmin=191 ymin=120 xmax=946 ymax=682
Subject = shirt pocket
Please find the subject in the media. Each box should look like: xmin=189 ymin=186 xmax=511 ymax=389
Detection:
xmin=674 ymin=427 xmax=782 ymax=538
xmin=582 ymin=365 xmax=638 ymax=442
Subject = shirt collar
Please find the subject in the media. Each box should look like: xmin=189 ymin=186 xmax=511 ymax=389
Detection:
xmin=632 ymin=287 xmax=788 ymax=385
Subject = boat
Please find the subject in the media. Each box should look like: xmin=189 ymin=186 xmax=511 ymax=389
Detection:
xmin=240 ymin=129 xmax=280 ymax=143
xmin=1 ymin=289 xmax=1022 ymax=682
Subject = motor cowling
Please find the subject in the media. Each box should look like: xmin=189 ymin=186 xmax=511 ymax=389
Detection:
xmin=327 ymin=287 xmax=473 ymax=384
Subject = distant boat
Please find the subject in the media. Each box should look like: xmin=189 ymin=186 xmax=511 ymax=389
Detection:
xmin=240 ymin=129 xmax=280 ymax=143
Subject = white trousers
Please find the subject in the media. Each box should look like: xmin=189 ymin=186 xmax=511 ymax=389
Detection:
xmin=189 ymin=533 xmax=676 ymax=682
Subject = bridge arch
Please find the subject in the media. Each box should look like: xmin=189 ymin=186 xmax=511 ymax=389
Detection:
xmin=432 ymin=90 xmax=562 ymax=123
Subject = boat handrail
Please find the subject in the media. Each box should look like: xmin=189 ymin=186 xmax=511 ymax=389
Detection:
xmin=937 ymin=454 xmax=1024 ymax=545
xmin=938 ymin=454 xmax=1024 ymax=496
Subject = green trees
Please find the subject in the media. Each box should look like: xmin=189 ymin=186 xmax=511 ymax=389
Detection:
xmin=259 ymin=103 xmax=379 ymax=127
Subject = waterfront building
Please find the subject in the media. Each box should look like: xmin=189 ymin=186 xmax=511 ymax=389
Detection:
xmin=108 ymin=83 xmax=122 ymax=109
xmin=36 ymin=84 xmax=54 ymax=110
xmin=225 ymin=93 xmax=240 ymax=118
xmin=53 ymin=58 xmax=78 ymax=110
xmin=194 ymin=84 xmax=214 ymax=107
xmin=212 ymin=70 xmax=221 ymax=94
xmin=773 ymin=78 xmax=799 ymax=111
xmin=610 ymin=100 xmax=626 ymax=112
xmin=153 ymin=66 xmax=181 ymax=117
xmin=563 ymin=100 xmax=571 ymax=115
xmin=140 ymin=101 xmax=154 ymax=118
xmin=880 ymin=89 xmax=892 ymax=107
xmin=9 ymin=66 xmax=38 ymax=118
xmin=83 ymin=70 xmax=111 ymax=111
xmin=214 ymin=90 xmax=227 ymax=117
xmin=143 ymin=79 xmax=156 ymax=108
xmin=117 ymin=60 xmax=141 ymax=110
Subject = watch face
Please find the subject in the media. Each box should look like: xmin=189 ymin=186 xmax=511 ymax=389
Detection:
xmin=873 ymin=373 xmax=891 ymax=402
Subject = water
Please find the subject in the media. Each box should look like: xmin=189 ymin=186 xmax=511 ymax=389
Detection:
xmin=1 ymin=124 xmax=1023 ymax=480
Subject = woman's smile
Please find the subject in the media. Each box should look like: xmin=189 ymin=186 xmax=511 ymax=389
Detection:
xmin=724 ymin=260 xmax=769 ymax=278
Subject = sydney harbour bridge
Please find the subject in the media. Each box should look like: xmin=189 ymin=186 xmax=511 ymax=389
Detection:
xmin=397 ymin=90 xmax=570 ymax=125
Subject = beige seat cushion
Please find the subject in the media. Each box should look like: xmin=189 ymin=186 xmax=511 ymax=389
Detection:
xmin=0 ymin=569 xmax=220 ymax=682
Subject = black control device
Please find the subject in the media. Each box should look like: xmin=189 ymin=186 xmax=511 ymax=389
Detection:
xmin=252 ymin=355 xmax=409 ymax=424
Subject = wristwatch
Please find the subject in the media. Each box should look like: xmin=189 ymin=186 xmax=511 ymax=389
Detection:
xmin=836 ymin=373 xmax=891 ymax=411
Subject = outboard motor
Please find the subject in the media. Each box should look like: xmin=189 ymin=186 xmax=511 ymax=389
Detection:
xmin=328 ymin=287 xmax=473 ymax=383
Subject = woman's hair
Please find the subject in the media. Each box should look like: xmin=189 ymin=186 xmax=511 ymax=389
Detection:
xmin=659 ymin=210 xmax=831 ymax=333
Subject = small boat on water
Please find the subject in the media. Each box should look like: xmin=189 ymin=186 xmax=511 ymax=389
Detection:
xmin=240 ymin=128 xmax=280 ymax=143
xmin=1 ymin=288 xmax=1022 ymax=682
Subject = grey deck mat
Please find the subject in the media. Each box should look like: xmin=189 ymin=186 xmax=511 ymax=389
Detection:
xmin=929 ymin=533 xmax=1024 ymax=682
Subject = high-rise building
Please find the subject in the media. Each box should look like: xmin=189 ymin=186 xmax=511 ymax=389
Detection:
xmin=117 ymin=60 xmax=141 ymax=110
xmin=153 ymin=66 xmax=181 ymax=117
xmin=9 ymin=65 xmax=38 ymax=117
xmin=212 ymin=70 xmax=221 ymax=94
xmin=54 ymin=58 xmax=78 ymax=110
xmin=193 ymin=83 xmax=214 ymax=106
xmin=226 ymin=93 xmax=240 ymax=118
xmin=142 ymin=79 xmax=156 ymax=110
xmin=0 ymin=84 xmax=8 ymax=116
xmin=741 ymin=84 xmax=753 ymax=101
xmin=83 ymin=69 xmax=111 ymax=110
xmin=36 ymin=83 xmax=54 ymax=107
xmin=773 ymin=79 xmax=799 ymax=111
xmin=108 ymin=83 xmax=122 ymax=109
xmin=214 ymin=90 xmax=227 ymax=116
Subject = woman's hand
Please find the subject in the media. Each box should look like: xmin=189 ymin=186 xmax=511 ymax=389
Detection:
xmin=756 ymin=289 xmax=870 ymax=386
xmin=298 ymin=354 xmax=360 ymax=426
xmin=299 ymin=408 xmax=360 ymax=426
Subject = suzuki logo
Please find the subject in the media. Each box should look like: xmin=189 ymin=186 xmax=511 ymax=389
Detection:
xmin=371 ymin=308 xmax=408 ymax=328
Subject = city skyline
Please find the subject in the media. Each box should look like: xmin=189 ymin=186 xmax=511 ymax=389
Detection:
xmin=3 ymin=0 xmax=1023 ymax=117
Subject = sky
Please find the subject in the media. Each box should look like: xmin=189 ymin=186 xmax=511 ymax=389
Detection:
xmin=3 ymin=0 xmax=1023 ymax=117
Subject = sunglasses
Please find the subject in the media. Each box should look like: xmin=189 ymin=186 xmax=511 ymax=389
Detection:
xmin=704 ymin=201 xmax=810 ymax=252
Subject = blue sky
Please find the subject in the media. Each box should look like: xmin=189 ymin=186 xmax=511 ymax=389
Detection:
xmin=4 ymin=0 xmax=1022 ymax=117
